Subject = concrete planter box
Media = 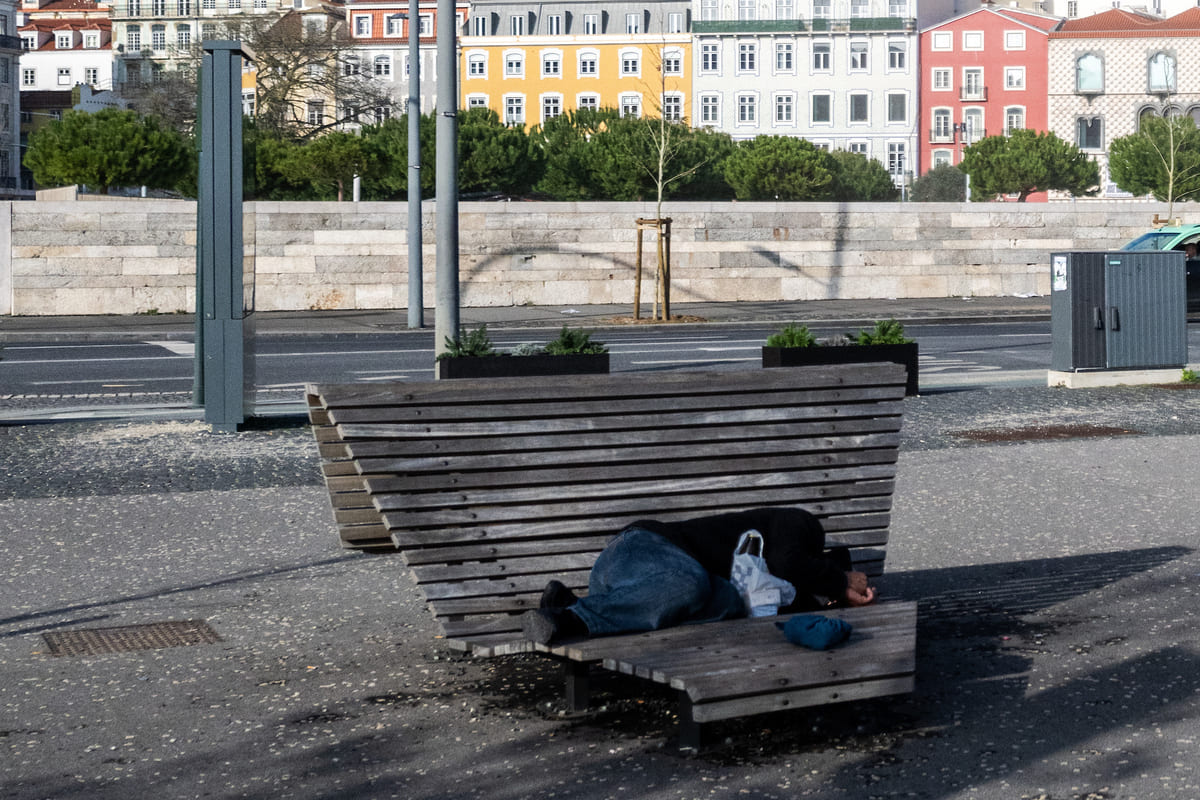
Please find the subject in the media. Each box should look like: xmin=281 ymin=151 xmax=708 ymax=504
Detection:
xmin=762 ymin=343 xmax=919 ymax=396
xmin=436 ymin=353 xmax=610 ymax=380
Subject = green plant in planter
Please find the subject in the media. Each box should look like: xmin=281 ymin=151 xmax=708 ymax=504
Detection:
xmin=850 ymin=319 xmax=913 ymax=345
xmin=766 ymin=324 xmax=818 ymax=348
xmin=438 ymin=324 xmax=497 ymax=360
xmin=544 ymin=326 xmax=608 ymax=355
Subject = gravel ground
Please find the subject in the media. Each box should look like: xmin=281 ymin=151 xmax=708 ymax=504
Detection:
xmin=3 ymin=384 xmax=1200 ymax=799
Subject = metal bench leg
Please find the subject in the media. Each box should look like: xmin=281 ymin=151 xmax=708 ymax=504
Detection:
xmin=564 ymin=661 xmax=590 ymax=712
xmin=677 ymin=692 xmax=703 ymax=753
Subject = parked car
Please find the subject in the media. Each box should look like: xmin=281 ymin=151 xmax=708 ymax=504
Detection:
xmin=1120 ymin=223 xmax=1200 ymax=310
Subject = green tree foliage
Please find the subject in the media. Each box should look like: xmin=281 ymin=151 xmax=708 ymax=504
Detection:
xmin=24 ymin=108 xmax=193 ymax=194
xmin=279 ymin=130 xmax=377 ymax=201
xmin=1109 ymin=114 xmax=1200 ymax=219
xmin=248 ymin=127 xmax=325 ymax=200
xmin=722 ymin=136 xmax=837 ymax=201
xmin=357 ymin=114 xmax=437 ymax=200
xmin=829 ymin=149 xmax=900 ymax=202
xmin=959 ymin=128 xmax=1099 ymax=202
xmin=533 ymin=109 xmax=619 ymax=200
xmin=457 ymin=107 xmax=544 ymax=196
xmin=910 ymin=164 xmax=968 ymax=202
xmin=671 ymin=128 xmax=737 ymax=200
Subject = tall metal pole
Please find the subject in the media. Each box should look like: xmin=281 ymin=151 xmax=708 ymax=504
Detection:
xmin=406 ymin=0 xmax=423 ymax=329
xmin=433 ymin=0 xmax=459 ymax=358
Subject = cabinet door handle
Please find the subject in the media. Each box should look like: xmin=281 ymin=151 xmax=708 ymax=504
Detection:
xmin=1093 ymin=307 xmax=1104 ymax=330
xmin=1109 ymin=306 xmax=1120 ymax=331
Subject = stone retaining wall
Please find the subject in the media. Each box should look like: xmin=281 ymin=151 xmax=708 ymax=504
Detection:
xmin=0 ymin=199 xmax=1166 ymax=316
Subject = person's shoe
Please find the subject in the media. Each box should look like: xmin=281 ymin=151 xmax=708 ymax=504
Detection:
xmin=521 ymin=607 xmax=586 ymax=644
xmin=539 ymin=579 xmax=578 ymax=610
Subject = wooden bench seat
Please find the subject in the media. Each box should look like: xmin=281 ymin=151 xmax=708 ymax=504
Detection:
xmin=307 ymin=363 xmax=915 ymax=749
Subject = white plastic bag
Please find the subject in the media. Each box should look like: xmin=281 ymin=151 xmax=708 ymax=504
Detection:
xmin=730 ymin=530 xmax=797 ymax=617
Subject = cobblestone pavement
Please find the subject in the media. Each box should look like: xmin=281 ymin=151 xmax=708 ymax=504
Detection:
xmin=3 ymin=383 xmax=1200 ymax=799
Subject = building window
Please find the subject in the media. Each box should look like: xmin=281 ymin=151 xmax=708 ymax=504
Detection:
xmin=668 ymin=12 xmax=684 ymax=32
xmin=777 ymin=0 xmax=794 ymax=17
xmin=177 ymin=25 xmax=190 ymax=47
xmin=701 ymin=0 xmax=718 ymax=20
xmin=468 ymin=54 xmax=486 ymax=77
xmin=932 ymin=68 xmax=950 ymax=90
xmin=1067 ymin=0 xmax=1078 ymax=16
xmin=1006 ymin=67 xmax=1025 ymax=90
xmin=738 ymin=42 xmax=756 ymax=72
xmin=547 ymin=14 xmax=561 ymax=34
xmin=775 ymin=94 xmax=793 ymax=123
xmin=543 ymin=95 xmax=561 ymax=121
xmin=583 ymin=13 xmax=599 ymax=33
xmin=888 ymin=40 xmax=905 ymax=70
xmin=578 ymin=53 xmax=597 ymax=76
xmin=472 ymin=16 xmax=488 ymax=35
xmin=466 ymin=95 xmax=487 ymax=109
xmin=84 ymin=66 xmax=99 ymax=85
xmin=203 ymin=0 xmax=215 ymax=8
xmin=736 ymin=0 xmax=755 ymax=19
xmin=151 ymin=25 xmax=166 ymax=50
xmin=1076 ymin=53 xmax=1103 ymax=93
xmin=851 ymin=0 xmax=869 ymax=15
xmin=542 ymin=53 xmax=561 ymax=77
xmin=343 ymin=57 xmax=360 ymax=76
xmin=849 ymin=93 xmax=868 ymax=123
xmin=888 ymin=0 xmax=906 ymax=15
xmin=887 ymin=92 xmax=906 ymax=123
xmin=373 ymin=106 xmax=391 ymax=124
xmin=21 ymin=33 xmax=34 ymax=50
xmin=384 ymin=14 xmax=403 ymax=36
xmin=933 ymin=149 xmax=952 ymax=167
xmin=152 ymin=0 xmax=165 ymax=14
xmin=578 ymin=94 xmax=599 ymax=110
xmin=813 ymin=0 xmax=831 ymax=18
xmin=626 ymin=13 xmax=640 ymax=33
xmin=849 ymin=41 xmax=867 ymax=71
xmin=21 ymin=67 xmax=34 ymax=86
xmin=307 ymin=100 xmax=323 ymax=126
xmin=963 ymin=108 xmax=984 ymax=143
xmin=1148 ymin=51 xmax=1176 ymax=94
xmin=621 ymin=94 xmax=641 ymax=118
xmin=84 ymin=32 xmax=100 ymax=49
xmin=505 ymin=96 xmax=523 ymax=124
xmin=177 ymin=0 xmax=190 ymax=13
xmin=228 ymin=0 xmax=240 ymax=9
xmin=56 ymin=33 xmax=72 ymax=49
xmin=962 ymin=68 xmax=984 ymax=100
xmin=57 ymin=66 xmax=72 ymax=85
xmin=887 ymin=142 xmax=906 ymax=175
xmin=127 ymin=27 xmax=140 ymax=51
xmin=510 ymin=15 xmax=524 ymax=35
xmin=776 ymin=42 xmax=793 ymax=71
xmin=664 ymin=50 xmax=683 ymax=74
xmin=1077 ymin=116 xmax=1102 ymax=149
xmin=700 ymin=94 xmax=719 ymax=124
xmin=931 ymin=31 xmax=951 ymax=51
xmin=1005 ymin=30 xmax=1025 ymax=50
xmin=1005 ymin=106 xmax=1024 ymax=135
xmin=932 ymin=108 xmax=952 ymax=141
xmin=505 ymin=54 xmax=523 ymax=77
xmin=849 ymin=141 xmax=868 ymax=156
xmin=812 ymin=41 xmax=830 ymax=71
xmin=701 ymin=43 xmax=719 ymax=72
xmin=738 ymin=94 xmax=756 ymax=123
xmin=663 ymin=94 xmax=682 ymax=120
xmin=622 ymin=53 xmax=640 ymax=76
xmin=375 ymin=55 xmax=392 ymax=77
xmin=811 ymin=93 xmax=831 ymax=123
xmin=354 ymin=16 xmax=370 ymax=37
xmin=963 ymin=31 xmax=983 ymax=50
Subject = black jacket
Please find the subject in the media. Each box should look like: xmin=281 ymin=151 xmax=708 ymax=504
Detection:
xmin=626 ymin=507 xmax=849 ymax=612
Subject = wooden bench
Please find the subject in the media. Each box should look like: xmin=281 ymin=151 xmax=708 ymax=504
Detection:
xmin=306 ymin=363 xmax=917 ymax=749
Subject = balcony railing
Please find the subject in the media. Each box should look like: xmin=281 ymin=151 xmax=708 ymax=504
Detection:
xmin=0 ymin=34 xmax=23 ymax=51
xmin=929 ymin=129 xmax=955 ymax=144
xmin=959 ymin=86 xmax=987 ymax=101
xmin=693 ymin=16 xmax=913 ymax=34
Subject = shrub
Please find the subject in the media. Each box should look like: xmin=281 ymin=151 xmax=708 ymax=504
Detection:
xmin=544 ymin=326 xmax=607 ymax=355
xmin=766 ymin=324 xmax=818 ymax=348
xmin=438 ymin=325 xmax=497 ymax=359
xmin=850 ymin=319 xmax=913 ymax=345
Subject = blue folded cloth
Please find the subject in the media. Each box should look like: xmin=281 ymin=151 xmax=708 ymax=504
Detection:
xmin=776 ymin=614 xmax=853 ymax=650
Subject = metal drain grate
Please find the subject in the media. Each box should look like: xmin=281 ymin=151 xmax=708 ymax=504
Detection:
xmin=41 ymin=620 xmax=221 ymax=657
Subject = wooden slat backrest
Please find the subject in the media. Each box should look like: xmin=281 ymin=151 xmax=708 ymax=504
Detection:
xmin=307 ymin=363 xmax=906 ymax=648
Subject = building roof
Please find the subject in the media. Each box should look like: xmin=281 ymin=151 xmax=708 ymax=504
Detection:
xmin=21 ymin=0 xmax=109 ymax=12
xmin=921 ymin=5 xmax=1061 ymax=35
xmin=1051 ymin=7 xmax=1200 ymax=37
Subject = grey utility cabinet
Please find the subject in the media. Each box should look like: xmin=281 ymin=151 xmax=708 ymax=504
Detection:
xmin=1050 ymin=251 xmax=1187 ymax=372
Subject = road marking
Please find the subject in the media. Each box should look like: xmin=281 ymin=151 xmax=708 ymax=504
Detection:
xmin=148 ymin=341 xmax=195 ymax=356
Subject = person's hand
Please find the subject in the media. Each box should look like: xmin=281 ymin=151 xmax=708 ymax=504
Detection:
xmin=843 ymin=571 xmax=876 ymax=607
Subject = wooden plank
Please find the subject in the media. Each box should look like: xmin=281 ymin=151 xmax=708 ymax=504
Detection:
xmin=327 ymin=386 xmax=905 ymax=425
xmin=411 ymin=552 xmax=599 ymax=584
xmin=372 ymin=464 xmax=897 ymax=513
xmin=690 ymin=674 xmax=915 ymax=722
xmin=399 ymin=535 xmax=614 ymax=565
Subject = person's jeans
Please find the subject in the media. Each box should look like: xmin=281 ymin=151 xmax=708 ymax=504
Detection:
xmin=568 ymin=527 xmax=745 ymax=636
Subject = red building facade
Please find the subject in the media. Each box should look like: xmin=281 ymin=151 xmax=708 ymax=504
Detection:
xmin=920 ymin=5 xmax=1060 ymax=200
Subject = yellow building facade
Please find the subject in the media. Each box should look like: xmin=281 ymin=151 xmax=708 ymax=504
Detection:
xmin=460 ymin=34 xmax=692 ymax=128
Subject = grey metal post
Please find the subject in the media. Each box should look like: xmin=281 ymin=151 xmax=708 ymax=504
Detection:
xmin=407 ymin=0 xmax=423 ymax=329
xmin=196 ymin=40 xmax=256 ymax=433
xmin=434 ymin=0 xmax=459 ymax=357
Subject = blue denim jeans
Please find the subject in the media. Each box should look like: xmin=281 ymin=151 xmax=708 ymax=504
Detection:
xmin=568 ymin=527 xmax=745 ymax=637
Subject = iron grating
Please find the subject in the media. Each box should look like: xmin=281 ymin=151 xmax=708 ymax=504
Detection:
xmin=41 ymin=620 xmax=221 ymax=657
